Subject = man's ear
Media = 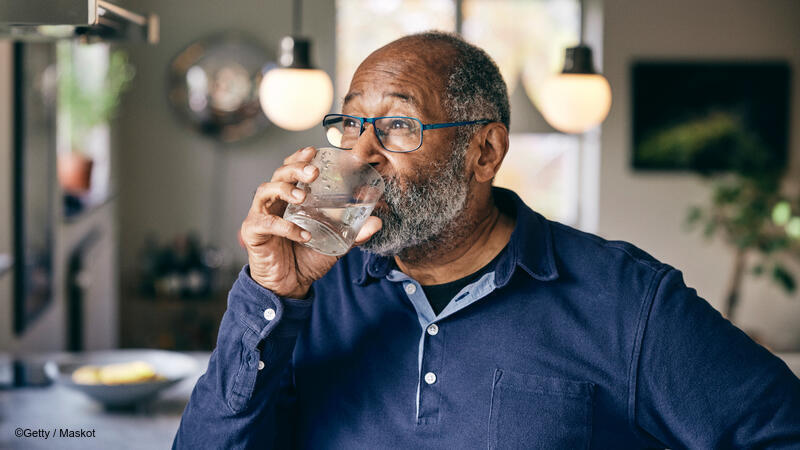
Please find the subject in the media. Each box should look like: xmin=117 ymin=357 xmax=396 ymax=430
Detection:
xmin=471 ymin=123 xmax=509 ymax=183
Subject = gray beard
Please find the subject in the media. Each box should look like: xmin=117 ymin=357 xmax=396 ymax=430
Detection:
xmin=360 ymin=141 xmax=469 ymax=257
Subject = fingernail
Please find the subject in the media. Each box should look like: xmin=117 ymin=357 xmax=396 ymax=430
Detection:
xmin=300 ymin=231 xmax=311 ymax=240
xmin=303 ymin=165 xmax=315 ymax=175
xmin=292 ymin=189 xmax=305 ymax=199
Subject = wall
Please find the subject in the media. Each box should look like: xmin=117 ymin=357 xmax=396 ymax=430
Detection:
xmin=600 ymin=0 xmax=800 ymax=349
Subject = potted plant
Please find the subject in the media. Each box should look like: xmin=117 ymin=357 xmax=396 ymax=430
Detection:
xmin=639 ymin=111 xmax=800 ymax=332
xmin=686 ymin=170 xmax=800 ymax=377
xmin=686 ymin=174 xmax=800 ymax=322
xmin=57 ymin=43 xmax=135 ymax=194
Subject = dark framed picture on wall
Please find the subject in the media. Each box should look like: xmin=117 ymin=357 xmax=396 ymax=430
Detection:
xmin=631 ymin=61 xmax=791 ymax=173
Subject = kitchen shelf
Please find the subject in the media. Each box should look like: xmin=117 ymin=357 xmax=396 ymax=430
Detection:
xmin=120 ymin=291 xmax=228 ymax=351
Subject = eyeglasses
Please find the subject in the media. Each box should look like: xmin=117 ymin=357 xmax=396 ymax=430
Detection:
xmin=322 ymin=114 xmax=492 ymax=153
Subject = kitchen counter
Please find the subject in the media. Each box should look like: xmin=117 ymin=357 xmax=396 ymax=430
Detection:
xmin=0 ymin=352 xmax=210 ymax=450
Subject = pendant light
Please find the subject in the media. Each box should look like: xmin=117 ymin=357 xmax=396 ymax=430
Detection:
xmin=539 ymin=0 xmax=611 ymax=134
xmin=259 ymin=0 xmax=333 ymax=131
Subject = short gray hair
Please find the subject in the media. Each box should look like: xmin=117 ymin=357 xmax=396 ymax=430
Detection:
xmin=403 ymin=31 xmax=510 ymax=131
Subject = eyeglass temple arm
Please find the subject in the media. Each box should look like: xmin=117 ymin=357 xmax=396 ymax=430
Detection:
xmin=422 ymin=119 xmax=491 ymax=130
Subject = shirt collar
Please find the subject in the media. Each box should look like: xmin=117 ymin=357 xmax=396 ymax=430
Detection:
xmin=354 ymin=186 xmax=559 ymax=286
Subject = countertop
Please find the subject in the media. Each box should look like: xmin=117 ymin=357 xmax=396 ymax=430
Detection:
xmin=0 ymin=352 xmax=210 ymax=450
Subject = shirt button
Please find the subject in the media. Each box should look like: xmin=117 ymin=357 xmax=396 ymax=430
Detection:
xmin=424 ymin=372 xmax=437 ymax=385
xmin=263 ymin=308 xmax=276 ymax=321
xmin=257 ymin=360 xmax=265 ymax=370
xmin=404 ymin=283 xmax=417 ymax=295
xmin=426 ymin=324 xmax=439 ymax=336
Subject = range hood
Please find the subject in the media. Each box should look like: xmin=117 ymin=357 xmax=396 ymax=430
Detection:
xmin=0 ymin=0 xmax=159 ymax=44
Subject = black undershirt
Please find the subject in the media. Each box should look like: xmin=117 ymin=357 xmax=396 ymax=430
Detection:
xmin=393 ymin=251 xmax=503 ymax=316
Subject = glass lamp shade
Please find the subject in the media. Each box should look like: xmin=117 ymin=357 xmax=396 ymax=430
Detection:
xmin=539 ymin=73 xmax=612 ymax=134
xmin=259 ymin=67 xmax=333 ymax=131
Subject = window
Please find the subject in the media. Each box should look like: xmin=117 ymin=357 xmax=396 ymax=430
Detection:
xmin=335 ymin=0 xmax=456 ymax=97
xmin=461 ymin=0 xmax=579 ymax=112
xmin=336 ymin=0 xmax=594 ymax=228
xmin=495 ymin=133 xmax=580 ymax=225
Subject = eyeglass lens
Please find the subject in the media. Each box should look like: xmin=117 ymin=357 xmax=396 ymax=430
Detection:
xmin=325 ymin=115 xmax=422 ymax=152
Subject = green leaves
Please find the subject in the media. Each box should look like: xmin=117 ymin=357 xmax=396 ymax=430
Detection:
xmin=772 ymin=264 xmax=796 ymax=294
xmin=686 ymin=171 xmax=799 ymax=300
xmin=686 ymin=206 xmax=703 ymax=226
xmin=712 ymin=182 xmax=742 ymax=206
xmin=772 ymin=201 xmax=792 ymax=226
xmin=58 ymin=43 xmax=135 ymax=151
xmin=787 ymin=217 xmax=800 ymax=240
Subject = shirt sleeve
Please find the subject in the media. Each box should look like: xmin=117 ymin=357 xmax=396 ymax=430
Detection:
xmin=173 ymin=264 xmax=314 ymax=450
xmin=631 ymin=267 xmax=800 ymax=448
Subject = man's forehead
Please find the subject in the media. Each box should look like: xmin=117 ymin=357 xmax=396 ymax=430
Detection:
xmin=345 ymin=53 xmax=450 ymax=117
xmin=361 ymin=46 xmax=451 ymax=83
xmin=343 ymin=90 xmax=419 ymax=108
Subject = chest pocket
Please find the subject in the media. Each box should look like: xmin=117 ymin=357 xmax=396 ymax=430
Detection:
xmin=488 ymin=369 xmax=595 ymax=450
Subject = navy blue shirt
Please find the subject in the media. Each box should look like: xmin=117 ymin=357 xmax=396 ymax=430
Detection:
xmin=174 ymin=187 xmax=800 ymax=449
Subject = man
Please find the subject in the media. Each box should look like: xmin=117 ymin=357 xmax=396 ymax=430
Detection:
xmin=174 ymin=32 xmax=800 ymax=449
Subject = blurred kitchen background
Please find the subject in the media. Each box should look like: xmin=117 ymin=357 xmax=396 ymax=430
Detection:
xmin=1 ymin=0 xmax=799 ymax=445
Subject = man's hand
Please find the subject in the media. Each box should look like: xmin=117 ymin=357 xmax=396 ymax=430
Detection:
xmin=240 ymin=146 xmax=383 ymax=299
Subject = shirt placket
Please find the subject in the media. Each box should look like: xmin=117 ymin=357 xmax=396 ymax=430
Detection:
xmin=386 ymin=269 xmax=498 ymax=426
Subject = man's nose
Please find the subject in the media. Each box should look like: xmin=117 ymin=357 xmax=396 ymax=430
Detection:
xmin=349 ymin=123 xmax=387 ymax=169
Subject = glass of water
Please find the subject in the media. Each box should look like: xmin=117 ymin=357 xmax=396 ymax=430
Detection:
xmin=283 ymin=147 xmax=385 ymax=256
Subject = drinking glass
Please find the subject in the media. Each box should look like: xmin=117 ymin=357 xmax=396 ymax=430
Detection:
xmin=283 ymin=147 xmax=384 ymax=256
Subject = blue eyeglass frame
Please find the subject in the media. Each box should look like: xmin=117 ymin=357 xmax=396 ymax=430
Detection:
xmin=322 ymin=113 xmax=492 ymax=153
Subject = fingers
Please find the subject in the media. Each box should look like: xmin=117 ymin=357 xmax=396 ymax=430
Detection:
xmin=243 ymin=212 xmax=312 ymax=244
xmin=353 ymin=216 xmax=382 ymax=245
xmin=283 ymin=146 xmax=317 ymax=166
xmin=249 ymin=180 xmax=308 ymax=215
xmin=270 ymin=161 xmax=318 ymax=184
xmin=249 ymin=147 xmax=319 ymax=215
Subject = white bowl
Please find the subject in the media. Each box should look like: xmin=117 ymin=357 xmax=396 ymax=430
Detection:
xmin=44 ymin=349 xmax=197 ymax=407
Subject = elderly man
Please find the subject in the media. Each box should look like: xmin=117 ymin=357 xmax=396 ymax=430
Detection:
xmin=174 ymin=32 xmax=800 ymax=449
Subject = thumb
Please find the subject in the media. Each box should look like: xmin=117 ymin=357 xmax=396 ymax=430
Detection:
xmin=354 ymin=216 xmax=382 ymax=246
